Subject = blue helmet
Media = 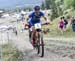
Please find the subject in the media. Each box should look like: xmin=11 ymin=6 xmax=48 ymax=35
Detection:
xmin=34 ymin=6 xmax=40 ymax=10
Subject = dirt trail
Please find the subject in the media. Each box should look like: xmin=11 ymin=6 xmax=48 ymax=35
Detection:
xmin=22 ymin=39 xmax=75 ymax=61
xmin=9 ymin=31 xmax=33 ymax=52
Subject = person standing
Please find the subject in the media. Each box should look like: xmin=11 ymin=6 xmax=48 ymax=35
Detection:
xmin=71 ymin=16 xmax=75 ymax=32
xmin=62 ymin=17 xmax=68 ymax=31
xmin=59 ymin=17 xmax=65 ymax=34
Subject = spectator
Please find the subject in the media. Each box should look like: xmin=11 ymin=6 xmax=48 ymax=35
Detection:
xmin=59 ymin=17 xmax=64 ymax=34
xmin=71 ymin=16 xmax=75 ymax=32
xmin=62 ymin=17 xmax=68 ymax=30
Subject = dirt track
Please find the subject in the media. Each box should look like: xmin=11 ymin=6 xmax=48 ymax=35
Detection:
xmin=21 ymin=36 xmax=75 ymax=61
xmin=14 ymin=22 xmax=75 ymax=61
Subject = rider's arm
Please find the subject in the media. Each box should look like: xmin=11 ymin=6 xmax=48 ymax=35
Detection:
xmin=41 ymin=12 xmax=50 ymax=22
xmin=26 ymin=13 xmax=32 ymax=22
xmin=42 ymin=16 xmax=50 ymax=22
xmin=43 ymin=16 xmax=47 ymax=21
xmin=26 ymin=17 xmax=29 ymax=22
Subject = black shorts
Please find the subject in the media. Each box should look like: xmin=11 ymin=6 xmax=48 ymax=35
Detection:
xmin=59 ymin=26 xmax=64 ymax=29
xmin=36 ymin=29 xmax=41 ymax=32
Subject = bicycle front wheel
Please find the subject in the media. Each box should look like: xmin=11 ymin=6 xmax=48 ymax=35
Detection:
xmin=38 ymin=32 xmax=44 ymax=57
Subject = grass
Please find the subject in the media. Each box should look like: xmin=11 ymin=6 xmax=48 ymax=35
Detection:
xmin=43 ymin=11 xmax=75 ymax=38
xmin=45 ymin=26 xmax=75 ymax=38
xmin=2 ymin=43 xmax=23 ymax=61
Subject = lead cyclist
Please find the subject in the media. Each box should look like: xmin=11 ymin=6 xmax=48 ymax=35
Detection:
xmin=26 ymin=5 xmax=49 ymax=45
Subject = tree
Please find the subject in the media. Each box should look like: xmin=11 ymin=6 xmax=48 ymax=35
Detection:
xmin=55 ymin=0 xmax=64 ymax=16
xmin=45 ymin=0 xmax=51 ymax=9
xmin=41 ymin=0 xmax=59 ymax=20
xmin=51 ymin=0 xmax=58 ymax=20
xmin=41 ymin=0 xmax=53 ymax=9
xmin=63 ymin=0 xmax=75 ymax=10
xmin=72 ymin=0 xmax=75 ymax=9
xmin=41 ymin=2 xmax=45 ymax=10
xmin=64 ymin=0 xmax=73 ymax=9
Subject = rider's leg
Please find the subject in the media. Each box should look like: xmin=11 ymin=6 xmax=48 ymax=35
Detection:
xmin=29 ymin=30 xmax=32 ymax=42
xmin=29 ymin=30 xmax=31 ymax=38
xmin=32 ymin=26 xmax=36 ymax=39
xmin=35 ymin=31 xmax=40 ymax=44
xmin=31 ymin=26 xmax=36 ymax=45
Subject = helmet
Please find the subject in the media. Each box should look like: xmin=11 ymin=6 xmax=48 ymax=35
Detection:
xmin=34 ymin=6 xmax=40 ymax=10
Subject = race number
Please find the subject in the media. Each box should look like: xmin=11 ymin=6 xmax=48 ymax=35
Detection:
xmin=35 ymin=23 xmax=41 ymax=29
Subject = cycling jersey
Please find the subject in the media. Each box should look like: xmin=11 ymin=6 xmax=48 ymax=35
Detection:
xmin=28 ymin=12 xmax=44 ymax=25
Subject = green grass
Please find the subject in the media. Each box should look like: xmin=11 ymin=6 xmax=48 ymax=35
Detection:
xmin=2 ymin=43 xmax=23 ymax=61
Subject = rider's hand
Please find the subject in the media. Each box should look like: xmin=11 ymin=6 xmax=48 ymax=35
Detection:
xmin=24 ymin=23 xmax=30 ymax=29
xmin=25 ymin=22 xmax=29 ymax=26
xmin=46 ymin=20 xmax=50 ymax=25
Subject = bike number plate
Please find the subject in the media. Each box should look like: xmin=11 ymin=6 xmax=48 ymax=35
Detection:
xmin=35 ymin=23 xmax=41 ymax=29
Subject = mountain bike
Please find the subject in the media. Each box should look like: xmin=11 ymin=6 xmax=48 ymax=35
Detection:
xmin=25 ymin=22 xmax=50 ymax=57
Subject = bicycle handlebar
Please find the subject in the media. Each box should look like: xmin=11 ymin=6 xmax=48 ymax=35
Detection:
xmin=41 ymin=22 xmax=50 ymax=25
xmin=24 ymin=22 xmax=50 ymax=30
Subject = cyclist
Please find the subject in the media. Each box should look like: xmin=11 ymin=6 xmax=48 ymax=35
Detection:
xmin=17 ymin=10 xmax=25 ymax=22
xmin=20 ymin=10 xmax=25 ymax=22
xmin=26 ymin=6 xmax=49 ymax=46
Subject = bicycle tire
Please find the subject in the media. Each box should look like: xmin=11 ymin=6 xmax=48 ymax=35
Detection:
xmin=30 ymin=31 xmax=44 ymax=57
xmin=37 ymin=35 xmax=40 ymax=54
xmin=37 ymin=44 xmax=40 ymax=54
xmin=38 ymin=32 xmax=44 ymax=57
